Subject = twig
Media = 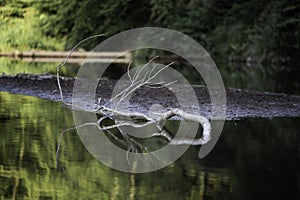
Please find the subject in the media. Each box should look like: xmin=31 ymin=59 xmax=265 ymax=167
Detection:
xmin=55 ymin=36 xmax=213 ymax=164
xmin=56 ymin=34 xmax=104 ymax=105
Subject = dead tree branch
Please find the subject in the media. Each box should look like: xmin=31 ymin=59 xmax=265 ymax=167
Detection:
xmin=55 ymin=35 xmax=212 ymax=165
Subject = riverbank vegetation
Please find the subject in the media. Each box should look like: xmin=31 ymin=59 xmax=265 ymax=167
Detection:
xmin=0 ymin=0 xmax=64 ymax=52
xmin=1 ymin=0 xmax=299 ymax=63
xmin=35 ymin=0 xmax=300 ymax=63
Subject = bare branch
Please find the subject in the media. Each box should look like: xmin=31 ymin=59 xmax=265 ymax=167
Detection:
xmin=55 ymin=37 xmax=212 ymax=163
xmin=132 ymin=56 xmax=159 ymax=81
xmin=101 ymin=120 xmax=155 ymax=130
xmin=144 ymin=80 xmax=177 ymax=89
xmin=56 ymin=34 xmax=104 ymax=105
xmin=155 ymin=108 xmax=212 ymax=145
xmin=100 ymin=106 xmax=155 ymax=122
xmin=127 ymin=62 xmax=133 ymax=82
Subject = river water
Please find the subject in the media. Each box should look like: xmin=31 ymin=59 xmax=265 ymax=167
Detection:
xmin=0 ymin=58 xmax=300 ymax=199
xmin=0 ymin=91 xmax=299 ymax=199
xmin=1 ymin=57 xmax=299 ymax=94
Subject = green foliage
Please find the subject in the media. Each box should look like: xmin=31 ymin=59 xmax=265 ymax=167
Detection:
xmin=34 ymin=0 xmax=151 ymax=49
xmin=1 ymin=0 xmax=299 ymax=61
xmin=149 ymin=0 xmax=173 ymax=26
xmin=168 ymin=0 xmax=300 ymax=61
xmin=0 ymin=0 xmax=64 ymax=51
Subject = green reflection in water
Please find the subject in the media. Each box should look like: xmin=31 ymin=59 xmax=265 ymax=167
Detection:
xmin=0 ymin=58 xmax=79 ymax=77
xmin=0 ymin=92 xmax=299 ymax=199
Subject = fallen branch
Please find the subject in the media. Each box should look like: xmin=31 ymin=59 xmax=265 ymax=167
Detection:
xmin=55 ymin=35 xmax=212 ymax=166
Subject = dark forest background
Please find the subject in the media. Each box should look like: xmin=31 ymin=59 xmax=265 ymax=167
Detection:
xmin=1 ymin=0 xmax=299 ymax=64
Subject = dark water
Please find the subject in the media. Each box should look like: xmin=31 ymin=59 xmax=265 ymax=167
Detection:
xmin=1 ymin=57 xmax=299 ymax=95
xmin=0 ymin=92 xmax=299 ymax=199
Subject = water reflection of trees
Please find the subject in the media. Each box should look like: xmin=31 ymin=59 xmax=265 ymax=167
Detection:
xmin=0 ymin=92 xmax=234 ymax=199
xmin=1 ymin=93 xmax=299 ymax=199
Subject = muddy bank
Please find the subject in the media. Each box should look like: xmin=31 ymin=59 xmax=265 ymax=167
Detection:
xmin=0 ymin=74 xmax=299 ymax=120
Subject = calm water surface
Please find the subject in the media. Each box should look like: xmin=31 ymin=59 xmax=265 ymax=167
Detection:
xmin=0 ymin=92 xmax=299 ymax=199
xmin=1 ymin=57 xmax=299 ymax=95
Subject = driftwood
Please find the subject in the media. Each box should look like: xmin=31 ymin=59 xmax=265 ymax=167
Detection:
xmin=55 ymin=36 xmax=213 ymax=166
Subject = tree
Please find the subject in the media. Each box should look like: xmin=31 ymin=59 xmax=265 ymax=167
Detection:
xmin=34 ymin=0 xmax=300 ymax=62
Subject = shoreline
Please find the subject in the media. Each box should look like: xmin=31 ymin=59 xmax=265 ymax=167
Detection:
xmin=0 ymin=74 xmax=299 ymax=120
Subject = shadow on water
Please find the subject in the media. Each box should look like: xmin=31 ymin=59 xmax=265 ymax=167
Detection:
xmin=0 ymin=92 xmax=299 ymax=199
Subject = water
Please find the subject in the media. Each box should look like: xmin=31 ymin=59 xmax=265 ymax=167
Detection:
xmin=0 ymin=57 xmax=79 ymax=77
xmin=1 ymin=57 xmax=299 ymax=95
xmin=0 ymin=92 xmax=299 ymax=199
